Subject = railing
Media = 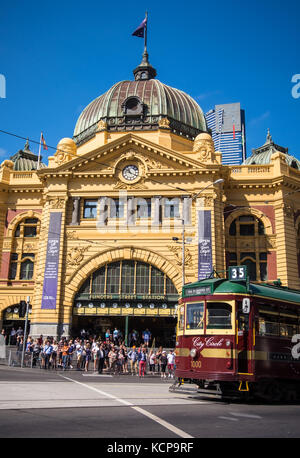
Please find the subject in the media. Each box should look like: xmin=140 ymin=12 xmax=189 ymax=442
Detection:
xmin=4 ymin=349 xmax=173 ymax=375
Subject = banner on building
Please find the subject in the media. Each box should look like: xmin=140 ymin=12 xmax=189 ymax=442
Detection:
xmin=198 ymin=210 xmax=213 ymax=280
xmin=41 ymin=212 xmax=62 ymax=309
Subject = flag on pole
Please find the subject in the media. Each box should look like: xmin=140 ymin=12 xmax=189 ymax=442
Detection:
xmin=41 ymin=132 xmax=48 ymax=150
xmin=132 ymin=17 xmax=147 ymax=37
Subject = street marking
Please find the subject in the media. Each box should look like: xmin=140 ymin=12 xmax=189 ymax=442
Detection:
xmin=82 ymin=374 xmax=113 ymax=377
xmin=218 ymin=416 xmax=239 ymax=421
xmin=229 ymin=412 xmax=262 ymax=419
xmin=59 ymin=374 xmax=194 ymax=439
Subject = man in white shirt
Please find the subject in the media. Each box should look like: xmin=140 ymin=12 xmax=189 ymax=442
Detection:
xmin=167 ymin=350 xmax=175 ymax=378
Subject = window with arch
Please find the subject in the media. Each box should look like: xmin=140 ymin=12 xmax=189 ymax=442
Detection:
xmin=8 ymin=217 xmax=40 ymax=281
xmin=76 ymin=260 xmax=178 ymax=297
xmin=226 ymin=214 xmax=268 ymax=282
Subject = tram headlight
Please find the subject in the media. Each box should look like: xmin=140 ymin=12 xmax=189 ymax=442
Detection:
xmin=190 ymin=348 xmax=197 ymax=358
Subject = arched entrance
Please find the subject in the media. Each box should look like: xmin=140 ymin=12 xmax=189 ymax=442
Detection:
xmin=1 ymin=304 xmax=31 ymax=344
xmin=72 ymin=260 xmax=179 ymax=347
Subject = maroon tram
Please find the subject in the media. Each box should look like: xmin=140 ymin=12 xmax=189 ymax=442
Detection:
xmin=174 ymin=266 xmax=300 ymax=401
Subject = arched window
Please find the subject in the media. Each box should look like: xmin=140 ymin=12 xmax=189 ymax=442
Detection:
xmin=226 ymin=214 xmax=268 ymax=282
xmin=8 ymin=217 xmax=40 ymax=281
xmin=20 ymin=259 xmax=34 ymax=280
xmin=76 ymin=261 xmax=177 ymax=298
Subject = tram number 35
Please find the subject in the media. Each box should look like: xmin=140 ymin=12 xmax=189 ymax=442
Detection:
xmin=191 ymin=360 xmax=202 ymax=369
xmin=229 ymin=266 xmax=247 ymax=281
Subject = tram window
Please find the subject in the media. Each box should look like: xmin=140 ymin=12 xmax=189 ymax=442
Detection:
xmin=186 ymin=302 xmax=204 ymax=330
xmin=178 ymin=306 xmax=185 ymax=331
xmin=279 ymin=308 xmax=299 ymax=337
xmin=258 ymin=305 xmax=279 ymax=336
xmin=206 ymin=302 xmax=232 ymax=329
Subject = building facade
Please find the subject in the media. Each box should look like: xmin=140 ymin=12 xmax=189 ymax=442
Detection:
xmin=205 ymin=103 xmax=246 ymax=165
xmin=1 ymin=55 xmax=300 ymax=344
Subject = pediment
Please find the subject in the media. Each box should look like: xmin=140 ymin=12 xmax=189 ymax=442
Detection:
xmin=39 ymin=133 xmax=219 ymax=184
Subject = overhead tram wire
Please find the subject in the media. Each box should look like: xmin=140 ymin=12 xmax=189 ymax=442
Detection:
xmin=0 ymin=128 xmax=205 ymax=195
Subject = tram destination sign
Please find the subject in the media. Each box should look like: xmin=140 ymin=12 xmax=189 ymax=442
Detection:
xmin=184 ymin=285 xmax=212 ymax=297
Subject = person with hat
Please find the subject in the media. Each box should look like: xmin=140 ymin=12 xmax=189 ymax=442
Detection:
xmin=127 ymin=345 xmax=138 ymax=375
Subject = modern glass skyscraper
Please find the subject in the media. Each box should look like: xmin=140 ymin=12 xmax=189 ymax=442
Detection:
xmin=205 ymin=103 xmax=246 ymax=165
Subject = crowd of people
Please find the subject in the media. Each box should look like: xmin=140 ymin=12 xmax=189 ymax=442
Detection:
xmin=3 ymin=327 xmax=176 ymax=378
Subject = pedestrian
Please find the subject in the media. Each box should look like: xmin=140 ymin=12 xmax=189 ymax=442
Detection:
xmin=156 ymin=346 xmax=163 ymax=374
xmin=128 ymin=346 xmax=138 ymax=375
xmin=113 ymin=327 xmax=120 ymax=346
xmin=105 ymin=328 xmax=111 ymax=343
xmin=142 ymin=328 xmax=151 ymax=347
xmin=129 ymin=329 xmax=138 ymax=347
xmin=62 ymin=341 xmax=70 ymax=371
xmin=138 ymin=347 xmax=147 ymax=378
xmin=85 ymin=343 xmax=91 ymax=372
xmin=16 ymin=327 xmax=23 ymax=339
xmin=10 ymin=328 xmax=17 ymax=345
xmin=160 ymin=351 xmax=168 ymax=379
xmin=51 ymin=340 xmax=58 ymax=370
xmin=68 ymin=340 xmax=74 ymax=369
xmin=75 ymin=341 xmax=83 ymax=370
xmin=108 ymin=346 xmax=117 ymax=373
xmin=167 ymin=349 xmax=175 ymax=379
xmin=43 ymin=340 xmax=53 ymax=370
xmin=92 ymin=341 xmax=99 ymax=372
xmin=149 ymin=350 xmax=156 ymax=373
xmin=97 ymin=344 xmax=105 ymax=374
xmin=32 ymin=339 xmax=41 ymax=367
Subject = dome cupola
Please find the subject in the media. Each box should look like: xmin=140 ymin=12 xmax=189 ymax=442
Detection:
xmin=74 ymin=50 xmax=207 ymax=146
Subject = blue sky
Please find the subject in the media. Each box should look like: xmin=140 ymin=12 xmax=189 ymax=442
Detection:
xmin=0 ymin=0 xmax=299 ymax=163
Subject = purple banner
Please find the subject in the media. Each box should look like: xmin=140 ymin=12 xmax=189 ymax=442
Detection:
xmin=198 ymin=210 xmax=213 ymax=280
xmin=41 ymin=212 xmax=62 ymax=309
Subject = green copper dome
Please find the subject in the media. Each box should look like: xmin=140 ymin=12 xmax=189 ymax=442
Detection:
xmin=73 ymin=56 xmax=207 ymax=146
xmin=243 ymin=130 xmax=300 ymax=170
xmin=9 ymin=140 xmax=47 ymax=171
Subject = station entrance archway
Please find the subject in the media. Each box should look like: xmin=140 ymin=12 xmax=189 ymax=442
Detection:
xmin=71 ymin=260 xmax=178 ymax=347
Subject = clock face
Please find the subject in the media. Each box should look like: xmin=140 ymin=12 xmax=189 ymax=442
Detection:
xmin=122 ymin=165 xmax=139 ymax=181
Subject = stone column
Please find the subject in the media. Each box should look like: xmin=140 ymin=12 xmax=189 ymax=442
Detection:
xmin=97 ymin=196 xmax=108 ymax=226
xmin=182 ymin=196 xmax=191 ymax=225
xmin=70 ymin=197 xmax=80 ymax=226
xmin=127 ymin=197 xmax=135 ymax=226
xmin=153 ymin=195 xmax=162 ymax=226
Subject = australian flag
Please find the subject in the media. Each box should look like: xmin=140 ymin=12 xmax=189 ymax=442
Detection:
xmin=132 ymin=18 xmax=147 ymax=37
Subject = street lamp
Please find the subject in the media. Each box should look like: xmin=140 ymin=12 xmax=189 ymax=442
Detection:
xmin=21 ymin=296 xmax=30 ymax=368
xmin=173 ymin=178 xmax=224 ymax=287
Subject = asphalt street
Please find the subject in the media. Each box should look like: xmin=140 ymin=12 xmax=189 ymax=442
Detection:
xmin=0 ymin=365 xmax=300 ymax=440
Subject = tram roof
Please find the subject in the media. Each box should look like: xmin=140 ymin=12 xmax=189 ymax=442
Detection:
xmin=182 ymin=278 xmax=300 ymax=304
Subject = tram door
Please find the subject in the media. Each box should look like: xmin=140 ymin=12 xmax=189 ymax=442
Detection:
xmin=236 ymin=299 xmax=253 ymax=374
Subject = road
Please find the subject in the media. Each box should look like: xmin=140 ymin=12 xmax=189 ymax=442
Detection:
xmin=0 ymin=365 xmax=299 ymax=442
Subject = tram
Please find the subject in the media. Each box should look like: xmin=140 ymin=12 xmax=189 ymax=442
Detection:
xmin=174 ymin=266 xmax=300 ymax=401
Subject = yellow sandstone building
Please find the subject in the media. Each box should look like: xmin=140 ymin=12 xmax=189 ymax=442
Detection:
xmin=1 ymin=52 xmax=300 ymax=344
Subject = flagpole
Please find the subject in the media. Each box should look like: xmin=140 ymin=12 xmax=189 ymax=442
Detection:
xmin=37 ymin=132 xmax=42 ymax=170
xmin=144 ymin=11 xmax=148 ymax=53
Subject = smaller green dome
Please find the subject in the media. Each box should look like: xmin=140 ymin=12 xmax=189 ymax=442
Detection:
xmin=243 ymin=130 xmax=300 ymax=170
xmin=9 ymin=140 xmax=47 ymax=171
